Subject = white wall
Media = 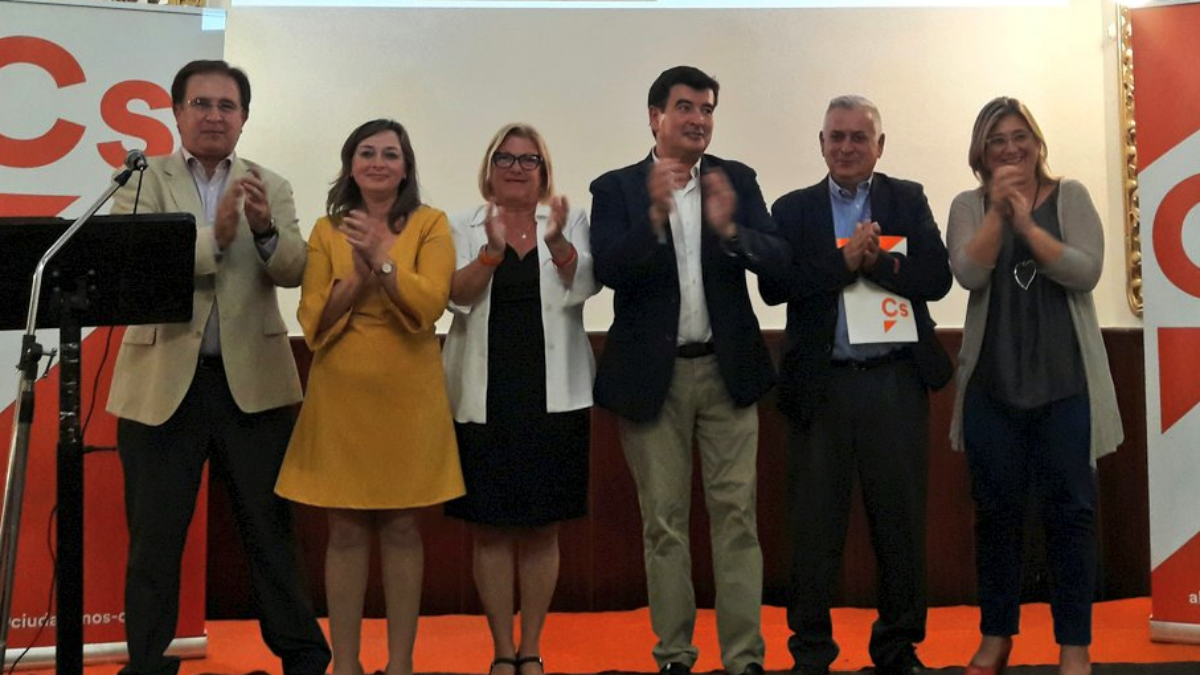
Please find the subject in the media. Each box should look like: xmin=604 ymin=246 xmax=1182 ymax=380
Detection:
xmin=223 ymin=0 xmax=1138 ymax=332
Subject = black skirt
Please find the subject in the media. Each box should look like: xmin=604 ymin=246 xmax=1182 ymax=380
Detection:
xmin=445 ymin=246 xmax=589 ymax=527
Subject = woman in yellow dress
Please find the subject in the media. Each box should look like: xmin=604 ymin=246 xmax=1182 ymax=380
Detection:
xmin=276 ymin=118 xmax=464 ymax=675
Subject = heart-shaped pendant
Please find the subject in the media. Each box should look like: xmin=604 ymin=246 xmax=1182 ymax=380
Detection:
xmin=1013 ymin=260 xmax=1037 ymax=290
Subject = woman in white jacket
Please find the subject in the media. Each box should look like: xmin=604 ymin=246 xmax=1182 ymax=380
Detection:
xmin=442 ymin=123 xmax=598 ymax=675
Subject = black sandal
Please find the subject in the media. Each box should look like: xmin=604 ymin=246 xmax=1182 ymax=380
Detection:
xmin=516 ymin=656 xmax=543 ymax=675
xmin=489 ymin=657 xmax=519 ymax=675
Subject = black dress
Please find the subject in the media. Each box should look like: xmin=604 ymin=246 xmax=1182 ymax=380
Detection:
xmin=445 ymin=245 xmax=590 ymax=527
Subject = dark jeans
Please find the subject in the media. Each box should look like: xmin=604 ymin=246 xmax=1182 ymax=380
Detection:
xmin=117 ymin=363 xmax=330 ymax=675
xmin=962 ymin=383 xmax=1096 ymax=646
xmin=787 ymin=359 xmax=929 ymax=671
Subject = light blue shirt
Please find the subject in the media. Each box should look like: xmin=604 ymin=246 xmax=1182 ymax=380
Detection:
xmin=829 ymin=175 xmax=897 ymax=362
xmin=181 ymin=148 xmax=277 ymax=356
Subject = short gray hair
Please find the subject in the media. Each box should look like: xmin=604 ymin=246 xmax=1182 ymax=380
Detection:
xmin=826 ymin=95 xmax=883 ymax=137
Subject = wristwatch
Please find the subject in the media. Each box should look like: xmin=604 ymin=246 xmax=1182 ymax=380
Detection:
xmin=375 ymin=259 xmax=396 ymax=276
xmin=252 ymin=220 xmax=278 ymax=242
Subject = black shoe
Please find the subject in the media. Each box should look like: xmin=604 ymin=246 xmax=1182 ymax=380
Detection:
xmin=516 ymin=655 xmax=543 ymax=675
xmin=792 ymin=665 xmax=829 ymax=675
xmin=735 ymin=664 xmax=765 ymax=675
xmin=661 ymin=663 xmax=692 ymax=675
xmin=876 ymin=652 xmax=927 ymax=675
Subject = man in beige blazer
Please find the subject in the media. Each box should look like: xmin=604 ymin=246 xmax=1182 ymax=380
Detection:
xmin=107 ymin=60 xmax=329 ymax=675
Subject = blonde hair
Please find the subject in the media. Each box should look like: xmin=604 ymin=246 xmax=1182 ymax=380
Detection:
xmin=478 ymin=123 xmax=555 ymax=203
xmin=967 ymin=96 xmax=1054 ymax=185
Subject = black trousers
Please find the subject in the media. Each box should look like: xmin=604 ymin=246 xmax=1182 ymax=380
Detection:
xmin=117 ymin=362 xmax=330 ymax=675
xmin=786 ymin=358 xmax=929 ymax=671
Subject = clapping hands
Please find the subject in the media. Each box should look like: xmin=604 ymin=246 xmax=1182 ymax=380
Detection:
xmin=843 ymin=220 xmax=882 ymax=272
xmin=341 ymin=209 xmax=397 ymax=276
xmin=213 ymin=169 xmax=273 ymax=250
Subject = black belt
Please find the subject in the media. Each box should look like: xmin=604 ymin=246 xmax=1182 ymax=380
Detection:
xmin=676 ymin=342 xmax=716 ymax=359
xmin=831 ymin=348 xmax=910 ymax=370
xmin=198 ymin=354 xmax=224 ymax=370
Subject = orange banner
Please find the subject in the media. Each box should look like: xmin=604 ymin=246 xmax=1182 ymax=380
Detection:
xmin=1 ymin=0 xmax=223 ymax=665
xmin=1132 ymin=0 xmax=1200 ymax=644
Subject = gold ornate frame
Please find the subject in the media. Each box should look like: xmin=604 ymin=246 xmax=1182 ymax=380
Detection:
xmin=1117 ymin=4 xmax=1143 ymax=316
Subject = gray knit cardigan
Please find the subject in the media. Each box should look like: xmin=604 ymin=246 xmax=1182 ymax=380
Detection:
xmin=946 ymin=179 xmax=1124 ymax=464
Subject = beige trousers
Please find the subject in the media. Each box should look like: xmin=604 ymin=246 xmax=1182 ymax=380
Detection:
xmin=618 ymin=354 xmax=765 ymax=673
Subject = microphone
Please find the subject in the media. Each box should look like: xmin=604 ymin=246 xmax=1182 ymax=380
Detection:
xmin=124 ymin=148 xmax=148 ymax=172
xmin=113 ymin=148 xmax=148 ymax=188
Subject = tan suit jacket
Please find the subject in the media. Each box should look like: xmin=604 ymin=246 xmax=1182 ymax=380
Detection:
xmin=106 ymin=152 xmax=306 ymax=426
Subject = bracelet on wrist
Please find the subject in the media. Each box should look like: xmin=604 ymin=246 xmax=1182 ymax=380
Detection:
xmin=478 ymin=245 xmax=503 ymax=267
xmin=551 ymin=244 xmax=578 ymax=269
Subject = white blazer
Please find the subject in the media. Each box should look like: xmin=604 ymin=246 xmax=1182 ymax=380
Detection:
xmin=443 ymin=203 xmax=599 ymax=423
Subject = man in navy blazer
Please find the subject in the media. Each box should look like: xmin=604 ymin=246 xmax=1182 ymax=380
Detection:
xmin=590 ymin=65 xmax=787 ymax=675
xmin=760 ymin=96 xmax=952 ymax=675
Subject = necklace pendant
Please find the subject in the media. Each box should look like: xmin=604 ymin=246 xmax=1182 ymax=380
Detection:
xmin=1013 ymin=260 xmax=1037 ymax=290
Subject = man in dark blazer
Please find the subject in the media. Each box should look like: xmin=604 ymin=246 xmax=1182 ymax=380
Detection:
xmin=589 ymin=65 xmax=788 ymax=675
xmin=760 ymin=96 xmax=952 ymax=675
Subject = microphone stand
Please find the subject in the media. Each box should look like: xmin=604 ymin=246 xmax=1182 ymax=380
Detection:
xmin=0 ymin=166 xmax=135 ymax=673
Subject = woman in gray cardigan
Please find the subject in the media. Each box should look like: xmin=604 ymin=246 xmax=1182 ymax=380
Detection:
xmin=947 ymin=97 xmax=1123 ymax=675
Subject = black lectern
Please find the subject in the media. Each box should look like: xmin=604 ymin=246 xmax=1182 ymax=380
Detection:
xmin=0 ymin=213 xmax=195 ymax=674
xmin=0 ymin=214 xmax=195 ymax=330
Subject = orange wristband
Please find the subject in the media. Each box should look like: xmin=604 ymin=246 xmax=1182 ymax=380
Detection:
xmin=478 ymin=245 xmax=503 ymax=267
xmin=551 ymin=244 xmax=577 ymax=269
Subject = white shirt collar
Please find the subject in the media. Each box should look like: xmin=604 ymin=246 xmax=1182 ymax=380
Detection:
xmin=469 ymin=202 xmax=549 ymax=227
xmin=651 ymin=148 xmax=702 ymax=182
